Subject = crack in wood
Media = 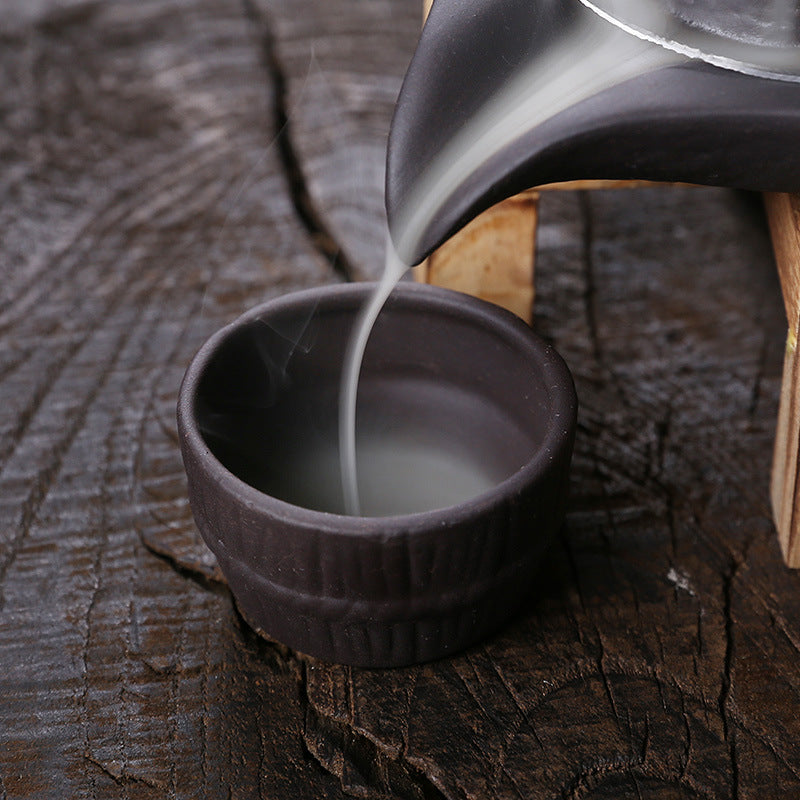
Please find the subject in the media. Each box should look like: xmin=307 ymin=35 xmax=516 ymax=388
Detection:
xmin=595 ymin=628 xmax=622 ymax=727
xmin=303 ymin=702 xmax=453 ymax=800
xmin=233 ymin=622 xmax=455 ymax=800
xmin=486 ymin=657 xmax=546 ymax=754
xmin=240 ymin=0 xmax=356 ymax=282
xmin=719 ymin=558 xmax=740 ymax=800
xmin=141 ymin=534 xmax=228 ymax=592
xmin=84 ymin=754 xmax=167 ymax=792
xmin=679 ymin=697 xmax=693 ymax=781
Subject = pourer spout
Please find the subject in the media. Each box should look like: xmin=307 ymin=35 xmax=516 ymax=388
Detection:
xmin=385 ymin=0 xmax=800 ymax=266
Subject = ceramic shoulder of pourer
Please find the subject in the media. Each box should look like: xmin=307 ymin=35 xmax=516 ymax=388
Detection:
xmin=385 ymin=0 xmax=800 ymax=266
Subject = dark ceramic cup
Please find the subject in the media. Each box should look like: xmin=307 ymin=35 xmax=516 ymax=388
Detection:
xmin=177 ymin=282 xmax=577 ymax=667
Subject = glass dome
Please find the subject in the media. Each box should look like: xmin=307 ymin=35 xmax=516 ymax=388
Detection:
xmin=579 ymin=0 xmax=800 ymax=80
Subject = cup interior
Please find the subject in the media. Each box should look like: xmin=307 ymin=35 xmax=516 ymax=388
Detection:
xmin=193 ymin=285 xmax=560 ymax=517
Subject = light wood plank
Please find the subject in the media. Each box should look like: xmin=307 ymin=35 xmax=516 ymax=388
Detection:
xmin=423 ymin=191 xmax=538 ymax=321
xmin=765 ymin=191 xmax=800 ymax=566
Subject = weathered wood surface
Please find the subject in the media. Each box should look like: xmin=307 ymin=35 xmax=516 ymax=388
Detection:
xmin=2 ymin=1 xmax=800 ymax=798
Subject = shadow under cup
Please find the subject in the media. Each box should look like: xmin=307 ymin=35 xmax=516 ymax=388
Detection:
xmin=178 ymin=282 xmax=577 ymax=667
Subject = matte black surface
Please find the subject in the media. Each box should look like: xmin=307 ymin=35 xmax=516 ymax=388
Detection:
xmin=386 ymin=0 xmax=800 ymax=264
xmin=177 ymin=283 xmax=577 ymax=667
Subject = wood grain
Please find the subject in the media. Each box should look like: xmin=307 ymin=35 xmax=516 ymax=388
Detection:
xmin=0 ymin=1 xmax=342 ymax=797
xmin=1 ymin=1 xmax=800 ymax=798
xmin=249 ymin=0 xmax=420 ymax=279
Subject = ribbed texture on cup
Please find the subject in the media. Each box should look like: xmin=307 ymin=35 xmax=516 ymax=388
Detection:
xmin=180 ymin=429 xmax=571 ymax=667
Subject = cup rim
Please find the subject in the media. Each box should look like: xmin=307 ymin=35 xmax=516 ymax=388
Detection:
xmin=177 ymin=281 xmax=577 ymax=538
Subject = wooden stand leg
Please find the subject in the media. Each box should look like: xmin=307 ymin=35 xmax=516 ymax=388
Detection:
xmin=414 ymin=181 xmax=672 ymax=324
xmin=418 ymin=0 xmax=799 ymax=565
xmin=765 ymin=192 xmax=800 ymax=566
xmin=771 ymin=327 xmax=800 ymax=565
xmin=416 ymin=192 xmax=539 ymax=323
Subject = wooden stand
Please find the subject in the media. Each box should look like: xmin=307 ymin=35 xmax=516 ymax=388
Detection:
xmin=419 ymin=182 xmax=800 ymax=567
xmin=415 ymin=180 xmax=662 ymax=324
xmin=417 ymin=1 xmax=800 ymax=566
xmin=765 ymin=192 xmax=800 ymax=566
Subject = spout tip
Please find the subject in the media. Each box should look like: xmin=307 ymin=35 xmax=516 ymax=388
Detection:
xmin=386 ymin=170 xmax=522 ymax=267
xmin=385 ymin=0 xmax=579 ymax=265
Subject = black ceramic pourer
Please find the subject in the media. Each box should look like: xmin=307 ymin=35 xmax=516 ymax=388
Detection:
xmin=386 ymin=0 xmax=800 ymax=265
xmin=178 ymin=283 xmax=577 ymax=667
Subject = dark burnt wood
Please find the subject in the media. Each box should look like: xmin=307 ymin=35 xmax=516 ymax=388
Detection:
xmin=1 ymin=0 xmax=799 ymax=797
